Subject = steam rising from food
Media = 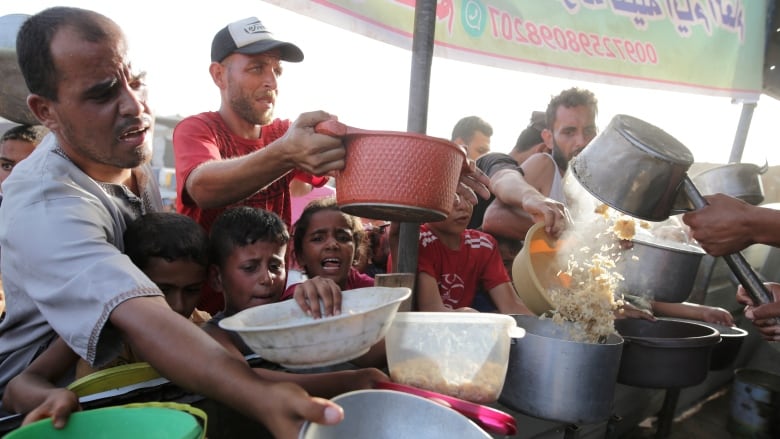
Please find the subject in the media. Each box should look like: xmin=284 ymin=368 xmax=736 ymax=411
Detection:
xmin=536 ymin=172 xmax=702 ymax=342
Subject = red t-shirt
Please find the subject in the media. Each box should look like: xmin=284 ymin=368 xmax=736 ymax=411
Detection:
xmin=173 ymin=112 xmax=327 ymax=313
xmin=417 ymin=225 xmax=510 ymax=309
xmin=173 ymin=112 xmax=327 ymax=233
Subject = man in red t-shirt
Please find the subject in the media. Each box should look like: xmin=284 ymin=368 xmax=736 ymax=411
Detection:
xmin=173 ymin=17 xmax=344 ymax=313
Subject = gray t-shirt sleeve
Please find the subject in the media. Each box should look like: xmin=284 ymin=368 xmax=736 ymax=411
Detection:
xmin=4 ymin=195 xmax=162 ymax=367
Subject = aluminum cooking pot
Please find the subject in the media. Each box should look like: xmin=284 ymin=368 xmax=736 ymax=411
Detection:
xmin=692 ymin=162 xmax=767 ymax=206
xmin=614 ymin=318 xmax=720 ymax=388
xmin=570 ymin=114 xmax=694 ymax=222
xmin=0 ymin=14 xmax=37 ymax=126
xmin=315 ymin=120 xmax=466 ymax=223
xmin=499 ymin=315 xmax=624 ymax=425
xmin=570 ymin=114 xmax=774 ymax=307
xmin=664 ymin=318 xmax=748 ymax=371
xmin=615 ymin=237 xmax=706 ymax=303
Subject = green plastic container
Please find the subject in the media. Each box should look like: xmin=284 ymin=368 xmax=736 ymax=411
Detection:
xmin=6 ymin=405 xmax=203 ymax=439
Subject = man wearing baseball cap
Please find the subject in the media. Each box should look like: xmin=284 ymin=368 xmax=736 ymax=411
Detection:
xmin=172 ymin=17 xmax=342 ymax=313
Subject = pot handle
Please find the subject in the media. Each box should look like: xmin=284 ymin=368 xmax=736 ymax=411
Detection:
xmin=375 ymin=381 xmax=517 ymax=436
xmin=682 ymin=177 xmax=774 ymax=306
xmin=314 ymin=119 xmax=348 ymax=137
xmin=509 ymin=326 xmax=526 ymax=339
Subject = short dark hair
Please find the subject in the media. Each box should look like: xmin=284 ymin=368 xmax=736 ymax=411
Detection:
xmin=124 ymin=212 xmax=209 ymax=270
xmin=512 ymin=111 xmax=546 ymax=153
xmin=545 ymin=88 xmax=598 ymax=129
xmin=451 ymin=116 xmax=493 ymax=143
xmin=292 ymin=196 xmax=365 ymax=264
xmin=209 ymin=206 xmax=289 ymax=267
xmin=17 ymin=7 xmax=117 ymax=100
xmin=1 ymin=125 xmax=48 ymax=145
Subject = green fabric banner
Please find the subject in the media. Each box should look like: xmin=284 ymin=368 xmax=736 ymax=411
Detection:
xmin=266 ymin=0 xmax=768 ymax=100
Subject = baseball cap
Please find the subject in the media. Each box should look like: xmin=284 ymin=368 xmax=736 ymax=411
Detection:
xmin=211 ymin=17 xmax=304 ymax=63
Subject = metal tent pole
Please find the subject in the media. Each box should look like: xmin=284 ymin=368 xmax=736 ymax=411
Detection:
xmin=728 ymin=102 xmax=757 ymax=163
xmin=396 ymin=0 xmax=437 ymax=311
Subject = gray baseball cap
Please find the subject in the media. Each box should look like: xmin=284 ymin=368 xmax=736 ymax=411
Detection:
xmin=211 ymin=17 xmax=303 ymax=63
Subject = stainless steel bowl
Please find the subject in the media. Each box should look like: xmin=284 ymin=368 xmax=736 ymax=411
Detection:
xmin=298 ymin=389 xmax=492 ymax=439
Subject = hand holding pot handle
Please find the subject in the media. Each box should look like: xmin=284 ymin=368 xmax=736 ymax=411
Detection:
xmin=682 ymin=178 xmax=774 ymax=306
xmin=313 ymin=119 xmax=348 ymax=137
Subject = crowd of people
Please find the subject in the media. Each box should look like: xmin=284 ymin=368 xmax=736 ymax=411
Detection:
xmin=0 ymin=6 xmax=778 ymax=439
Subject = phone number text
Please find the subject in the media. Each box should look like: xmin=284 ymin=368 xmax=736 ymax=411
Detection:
xmin=488 ymin=7 xmax=659 ymax=65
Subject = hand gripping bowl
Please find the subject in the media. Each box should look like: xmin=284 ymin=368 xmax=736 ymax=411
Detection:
xmin=219 ymin=286 xmax=410 ymax=369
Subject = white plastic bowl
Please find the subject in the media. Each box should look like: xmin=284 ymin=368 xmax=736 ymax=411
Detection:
xmin=219 ymin=286 xmax=411 ymax=369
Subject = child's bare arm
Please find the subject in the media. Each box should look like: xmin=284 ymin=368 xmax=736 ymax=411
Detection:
xmin=652 ymin=301 xmax=734 ymax=326
xmin=3 ymin=337 xmax=81 ymax=426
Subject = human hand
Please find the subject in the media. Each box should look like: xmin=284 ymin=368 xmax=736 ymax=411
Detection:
xmin=457 ymin=158 xmax=491 ymax=206
xmin=520 ymin=192 xmax=570 ymax=239
xmin=260 ymin=381 xmax=344 ymax=439
xmin=697 ymin=306 xmax=734 ymax=327
xmin=22 ymin=389 xmax=80 ymax=429
xmin=293 ymin=276 xmax=343 ymax=319
xmin=737 ymin=282 xmax=780 ymax=340
xmin=282 ymin=111 xmax=346 ymax=176
xmin=681 ymin=194 xmax=755 ymax=256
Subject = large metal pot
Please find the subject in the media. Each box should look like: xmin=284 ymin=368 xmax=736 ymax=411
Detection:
xmin=692 ymin=162 xmax=767 ymax=206
xmin=570 ymin=114 xmax=774 ymax=307
xmin=315 ymin=120 xmax=466 ymax=223
xmin=615 ymin=238 xmax=706 ymax=302
xmin=570 ymin=114 xmax=694 ymax=222
xmin=664 ymin=318 xmax=748 ymax=370
xmin=499 ymin=315 xmax=624 ymax=425
xmin=614 ymin=318 xmax=721 ymax=389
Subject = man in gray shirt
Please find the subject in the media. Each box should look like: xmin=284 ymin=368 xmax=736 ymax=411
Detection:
xmin=0 ymin=7 xmax=343 ymax=437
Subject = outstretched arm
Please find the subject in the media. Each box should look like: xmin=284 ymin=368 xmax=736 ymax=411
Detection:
xmin=112 ymin=295 xmax=343 ymax=439
xmin=177 ymin=111 xmax=344 ymax=209
xmin=488 ymin=168 xmax=568 ymax=238
xmin=682 ymin=194 xmax=780 ymax=256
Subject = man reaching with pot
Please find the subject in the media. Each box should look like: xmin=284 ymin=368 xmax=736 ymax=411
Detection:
xmin=480 ymin=87 xmax=596 ymax=241
xmin=683 ymin=194 xmax=780 ymax=339
xmin=466 ymin=109 xmax=569 ymax=242
xmin=173 ymin=16 xmax=563 ymax=314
